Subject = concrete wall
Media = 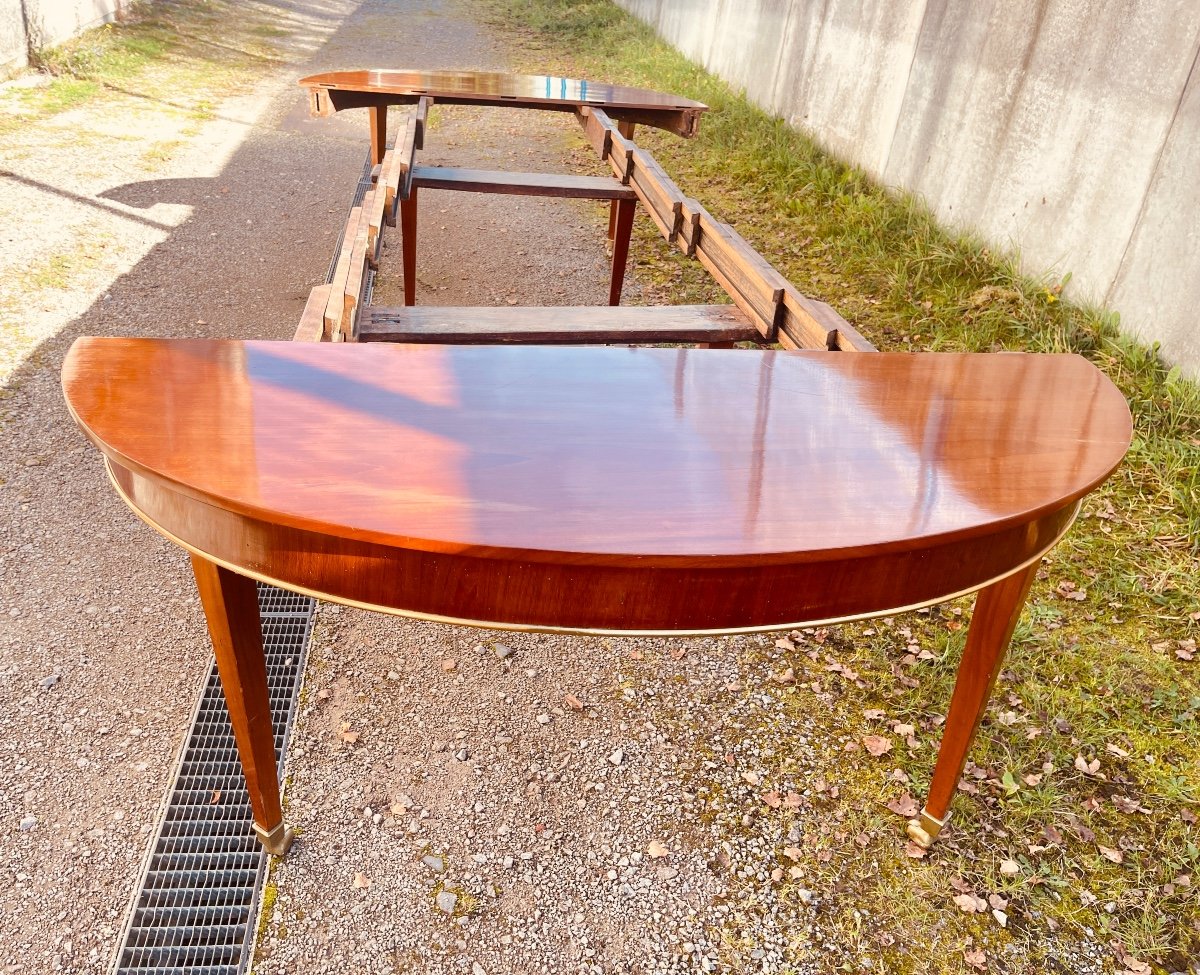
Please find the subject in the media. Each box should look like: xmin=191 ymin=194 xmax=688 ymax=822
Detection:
xmin=618 ymin=0 xmax=1200 ymax=375
xmin=2 ymin=0 xmax=130 ymax=76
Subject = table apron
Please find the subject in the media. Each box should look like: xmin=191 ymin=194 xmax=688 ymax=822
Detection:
xmin=109 ymin=462 xmax=1078 ymax=636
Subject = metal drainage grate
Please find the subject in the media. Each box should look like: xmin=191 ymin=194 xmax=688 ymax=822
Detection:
xmin=112 ymin=583 xmax=315 ymax=975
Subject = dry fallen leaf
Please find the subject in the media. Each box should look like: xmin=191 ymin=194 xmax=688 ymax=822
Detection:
xmin=210 ymin=789 xmax=222 ymax=805
xmin=999 ymin=859 xmax=1021 ymax=876
xmin=1177 ymin=641 xmax=1195 ymax=661
xmin=953 ymin=893 xmax=987 ymax=914
xmin=762 ymin=790 xmax=783 ymax=809
xmin=904 ymin=841 xmax=928 ymax=859
xmin=771 ymin=667 xmax=796 ymax=686
xmin=863 ymin=735 xmax=893 ymax=757
xmin=782 ymin=791 xmax=803 ymax=809
xmin=352 ymin=871 xmax=371 ymax=889
xmin=1074 ymin=754 xmax=1101 ymax=775
xmin=885 ymin=792 xmax=919 ymax=818
xmin=339 ymin=722 xmax=360 ymax=744
xmin=1098 ymin=845 xmax=1124 ymax=864
xmin=646 ymin=840 xmax=669 ymax=859
xmin=740 ymin=771 xmax=761 ymax=786
xmin=563 ymin=692 xmax=584 ymax=711
xmin=782 ymin=846 xmax=803 ymax=861
xmin=963 ymin=946 xmax=987 ymax=970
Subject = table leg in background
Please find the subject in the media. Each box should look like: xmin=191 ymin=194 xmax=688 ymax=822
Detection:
xmin=608 ymin=197 xmax=635 ymax=306
xmin=191 ymin=555 xmax=293 ymax=857
xmin=606 ymin=121 xmax=637 ymax=258
xmin=909 ymin=561 xmax=1039 ymax=848
xmin=401 ymin=186 xmax=419 ymax=306
xmin=369 ymin=104 xmax=387 ymax=166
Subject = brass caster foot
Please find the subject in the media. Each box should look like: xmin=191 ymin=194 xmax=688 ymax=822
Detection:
xmin=254 ymin=822 xmax=295 ymax=857
xmin=906 ymin=808 xmax=949 ymax=850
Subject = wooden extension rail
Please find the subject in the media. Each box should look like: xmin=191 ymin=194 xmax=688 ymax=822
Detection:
xmin=298 ymin=98 xmax=873 ymax=353
xmin=575 ymin=106 xmax=874 ymax=352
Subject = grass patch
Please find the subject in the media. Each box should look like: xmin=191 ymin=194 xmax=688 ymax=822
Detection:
xmin=1 ymin=0 xmax=289 ymax=133
xmin=472 ymin=1 xmax=1200 ymax=971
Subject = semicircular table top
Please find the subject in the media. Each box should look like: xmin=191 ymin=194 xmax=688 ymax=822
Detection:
xmin=62 ymin=338 xmax=1131 ymax=634
xmin=299 ymin=69 xmax=708 ymax=135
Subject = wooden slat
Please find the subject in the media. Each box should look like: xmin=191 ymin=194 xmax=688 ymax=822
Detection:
xmin=359 ymin=304 xmax=762 ymax=345
xmin=575 ymin=106 xmax=617 ymax=158
xmin=774 ymin=289 xmax=862 ymax=351
xmin=410 ymin=166 xmax=637 ymax=200
xmin=365 ymin=168 xmax=390 ymax=264
xmin=383 ymin=116 xmax=418 ymax=228
xmin=324 ymin=206 xmax=365 ymax=340
xmin=293 ymin=285 xmax=332 ymax=342
xmin=342 ymin=211 xmax=371 ymax=340
xmin=691 ymin=215 xmax=786 ymax=340
xmin=629 ymin=146 xmax=685 ymax=241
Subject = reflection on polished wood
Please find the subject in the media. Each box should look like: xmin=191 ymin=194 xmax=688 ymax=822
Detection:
xmin=62 ymin=338 xmax=1132 ymax=851
xmin=300 ymin=69 xmax=708 ymax=137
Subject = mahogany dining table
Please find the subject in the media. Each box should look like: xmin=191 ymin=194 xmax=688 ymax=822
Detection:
xmin=62 ymin=338 xmax=1131 ymax=855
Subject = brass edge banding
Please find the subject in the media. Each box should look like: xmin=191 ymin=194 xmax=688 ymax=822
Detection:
xmin=106 ymin=460 xmax=1081 ymax=638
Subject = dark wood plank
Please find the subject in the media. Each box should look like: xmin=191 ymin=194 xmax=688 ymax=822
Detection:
xmin=360 ymin=304 xmax=761 ymax=344
xmin=410 ymin=165 xmax=637 ymax=200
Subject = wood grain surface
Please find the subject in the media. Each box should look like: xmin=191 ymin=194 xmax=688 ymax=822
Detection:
xmin=63 ymin=338 xmax=1131 ymax=633
xmin=300 ymin=69 xmax=707 ymax=137
xmin=359 ymin=304 xmax=760 ymax=344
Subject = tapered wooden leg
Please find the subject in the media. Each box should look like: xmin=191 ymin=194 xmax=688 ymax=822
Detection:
xmin=191 ymin=555 xmax=293 ymax=857
xmin=401 ymin=186 xmax=418 ymax=306
xmin=608 ymin=197 xmax=635 ymax=306
xmin=368 ymin=104 xmax=387 ymax=167
xmin=909 ymin=562 xmax=1038 ymax=848
xmin=606 ymin=122 xmax=636 ymax=259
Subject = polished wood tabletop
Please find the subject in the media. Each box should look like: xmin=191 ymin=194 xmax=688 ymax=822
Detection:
xmin=299 ymin=69 xmax=708 ymax=136
xmin=63 ymin=338 xmax=1131 ymax=633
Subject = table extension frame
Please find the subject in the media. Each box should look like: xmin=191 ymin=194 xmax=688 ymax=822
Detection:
xmin=63 ymin=71 xmax=1132 ymax=861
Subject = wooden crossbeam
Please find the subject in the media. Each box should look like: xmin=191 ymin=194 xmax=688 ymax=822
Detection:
xmin=324 ymin=205 xmax=371 ymax=340
xmin=410 ymin=166 xmax=637 ymax=200
xmin=359 ymin=304 xmax=762 ymax=345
